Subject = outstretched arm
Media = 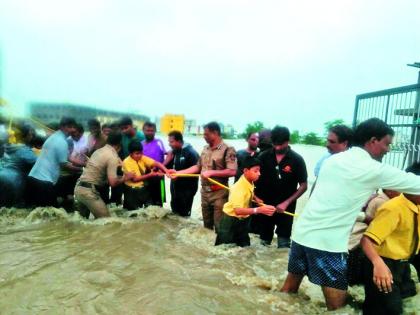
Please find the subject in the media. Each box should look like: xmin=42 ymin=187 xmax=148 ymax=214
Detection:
xmin=361 ymin=235 xmax=393 ymax=293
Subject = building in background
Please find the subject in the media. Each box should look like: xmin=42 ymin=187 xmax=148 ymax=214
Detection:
xmin=184 ymin=119 xmax=199 ymax=135
xmin=160 ymin=114 xmax=185 ymax=134
xmin=30 ymin=102 xmax=149 ymax=129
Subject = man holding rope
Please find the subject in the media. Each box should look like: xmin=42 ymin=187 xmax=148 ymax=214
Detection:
xmin=171 ymin=121 xmax=237 ymax=232
xmin=281 ymin=118 xmax=420 ymax=311
xmin=166 ymin=130 xmax=199 ymax=217
xmin=255 ymin=126 xmax=308 ymax=248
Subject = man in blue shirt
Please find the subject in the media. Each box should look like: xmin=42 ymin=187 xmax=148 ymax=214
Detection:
xmin=313 ymin=124 xmax=353 ymax=177
xmin=27 ymin=117 xmax=82 ymax=207
xmin=310 ymin=124 xmax=353 ymax=196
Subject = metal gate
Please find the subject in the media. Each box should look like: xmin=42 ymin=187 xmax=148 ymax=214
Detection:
xmin=353 ymin=80 xmax=420 ymax=170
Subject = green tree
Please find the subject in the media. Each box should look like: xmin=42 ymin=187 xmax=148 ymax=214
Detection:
xmin=221 ymin=132 xmax=236 ymax=140
xmin=323 ymin=119 xmax=346 ymax=136
xmin=301 ymin=132 xmax=324 ymax=146
xmin=290 ymin=130 xmax=300 ymax=144
xmin=242 ymin=121 xmax=265 ymax=138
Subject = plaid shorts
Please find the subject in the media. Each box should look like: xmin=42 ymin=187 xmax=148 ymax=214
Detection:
xmin=288 ymin=241 xmax=348 ymax=290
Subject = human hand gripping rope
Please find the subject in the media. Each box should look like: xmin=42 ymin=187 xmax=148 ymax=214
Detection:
xmin=171 ymin=173 xmax=296 ymax=217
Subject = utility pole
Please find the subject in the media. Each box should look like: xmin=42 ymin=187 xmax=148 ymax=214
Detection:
xmin=407 ymin=62 xmax=420 ymax=166
xmin=407 ymin=62 xmax=420 ymax=84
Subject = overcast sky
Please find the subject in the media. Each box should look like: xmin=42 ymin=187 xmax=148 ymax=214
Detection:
xmin=0 ymin=0 xmax=419 ymax=134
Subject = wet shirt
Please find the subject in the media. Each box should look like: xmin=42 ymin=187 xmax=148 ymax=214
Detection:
xmin=223 ymin=175 xmax=254 ymax=218
xmin=255 ymin=147 xmax=307 ymax=209
xmin=292 ymin=147 xmax=420 ymax=253
xmin=364 ymin=194 xmax=420 ymax=260
xmin=79 ymin=144 xmax=121 ymax=187
xmin=197 ymin=142 xmax=237 ymax=187
xmin=29 ymin=130 xmax=69 ymax=184
xmin=142 ymin=138 xmax=166 ymax=163
xmin=122 ymin=155 xmax=155 ymax=188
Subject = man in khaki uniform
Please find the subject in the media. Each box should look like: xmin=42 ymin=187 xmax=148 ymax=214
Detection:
xmin=74 ymin=131 xmax=134 ymax=218
xmin=174 ymin=122 xmax=237 ymax=231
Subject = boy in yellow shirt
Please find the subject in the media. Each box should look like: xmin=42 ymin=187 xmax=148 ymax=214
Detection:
xmin=215 ymin=157 xmax=276 ymax=247
xmin=122 ymin=140 xmax=170 ymax=210
xmin=361 ymin=162 xmax=420 ymax=315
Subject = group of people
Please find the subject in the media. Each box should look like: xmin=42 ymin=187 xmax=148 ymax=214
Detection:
xmin=1 ymin=114 xmax=420 ymax=314
xmin=0 ymin=116 xmax=184 ymax=215
xmin=218 ymin=119 xmax=420 ymax=314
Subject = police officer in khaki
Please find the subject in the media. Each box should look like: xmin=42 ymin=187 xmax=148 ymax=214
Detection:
xmin=173 ymin=121 xmax=237 ymax=231
xmin=74 ymin=131 xmax=134 ymax=218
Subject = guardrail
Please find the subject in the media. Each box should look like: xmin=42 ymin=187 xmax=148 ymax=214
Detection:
xmin=354 ymin=83 xmax=420 ymax=169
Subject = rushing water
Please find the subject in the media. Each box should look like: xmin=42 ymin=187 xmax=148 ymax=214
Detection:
xmin=1 ymin=139 xmax=419 ymax=314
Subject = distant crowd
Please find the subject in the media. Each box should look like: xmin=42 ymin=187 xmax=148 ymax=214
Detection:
xmin=0 ymin=115 xmax=419 ymax=314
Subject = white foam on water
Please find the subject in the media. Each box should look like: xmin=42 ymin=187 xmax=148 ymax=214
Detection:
xmin=0 ymin=204 xmax=174 ymax=229
xmin=1 ymin=202 xmax=419 ymax=314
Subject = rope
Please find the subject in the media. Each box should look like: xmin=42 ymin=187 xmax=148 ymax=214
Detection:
xmin=173 ymin=173 xmax=296 ymax=217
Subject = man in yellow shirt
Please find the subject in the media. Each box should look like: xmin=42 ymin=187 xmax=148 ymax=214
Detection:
xmin=215 ymin=157 xmax=276 ymax=247
xmin=122 ymin=140 xmax=170 ymax=210
xmin=361 ymin=162 xmax=420 ymax=315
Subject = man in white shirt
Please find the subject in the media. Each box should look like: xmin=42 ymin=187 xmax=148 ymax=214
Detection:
xmin=280 ymin=118 xmax=420 ymax=311
xmin=70 ymin=123 xmax=89 ymax=165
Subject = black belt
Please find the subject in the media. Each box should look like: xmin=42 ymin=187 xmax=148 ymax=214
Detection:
xmin=383 ymin=257 xmax=410 ymax=263
xmin=78 ymin=181 xmax=103 ymax=191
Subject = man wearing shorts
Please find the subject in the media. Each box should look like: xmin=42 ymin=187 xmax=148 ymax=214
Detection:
xmin=281 ymin=118 xmax=420 ymax=310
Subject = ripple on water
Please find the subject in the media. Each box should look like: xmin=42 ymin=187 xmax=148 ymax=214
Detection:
xmin=0 ymin=205 xmax=419 ymax=314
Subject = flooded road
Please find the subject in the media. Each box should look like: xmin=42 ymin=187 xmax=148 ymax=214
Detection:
xmin=1 ymin=142 xmax=419 ymax=314
xmin=1 ymin=206 xmax=419 ymax=315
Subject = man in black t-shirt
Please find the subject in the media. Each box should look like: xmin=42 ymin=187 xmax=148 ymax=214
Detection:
xmin=255 ymin=126 xmax=308 ymax=248
xmin=235 ymin=132 xmax=259 ymax=182
xmin=166 ymin=130 xmax=199 ymax=217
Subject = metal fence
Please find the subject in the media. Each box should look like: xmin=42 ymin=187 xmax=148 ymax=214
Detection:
xmin=353 ymin=83 xmax=420 ymax=169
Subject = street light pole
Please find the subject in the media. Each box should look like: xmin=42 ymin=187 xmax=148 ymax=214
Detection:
xmin=407 ymin=62 xmax=420 ymax=84
xmin=407 ymin=62 xmax=420 ymax=166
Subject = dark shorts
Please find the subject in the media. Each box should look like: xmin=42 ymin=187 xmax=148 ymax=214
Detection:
xmin=123 ymin=185 xmax=151 ymax=210
xmin=215 ymin=214 xmax=251 ymax=247
xmin=363 ymin=256 xmax=416 ymax=315
xmin=347 ymin=246 xmax=366 ymax=286
xmin=26 ymin=176 xmax=57 ymax=207
xmin=288 ymin=241 xmax=348 ymax=290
